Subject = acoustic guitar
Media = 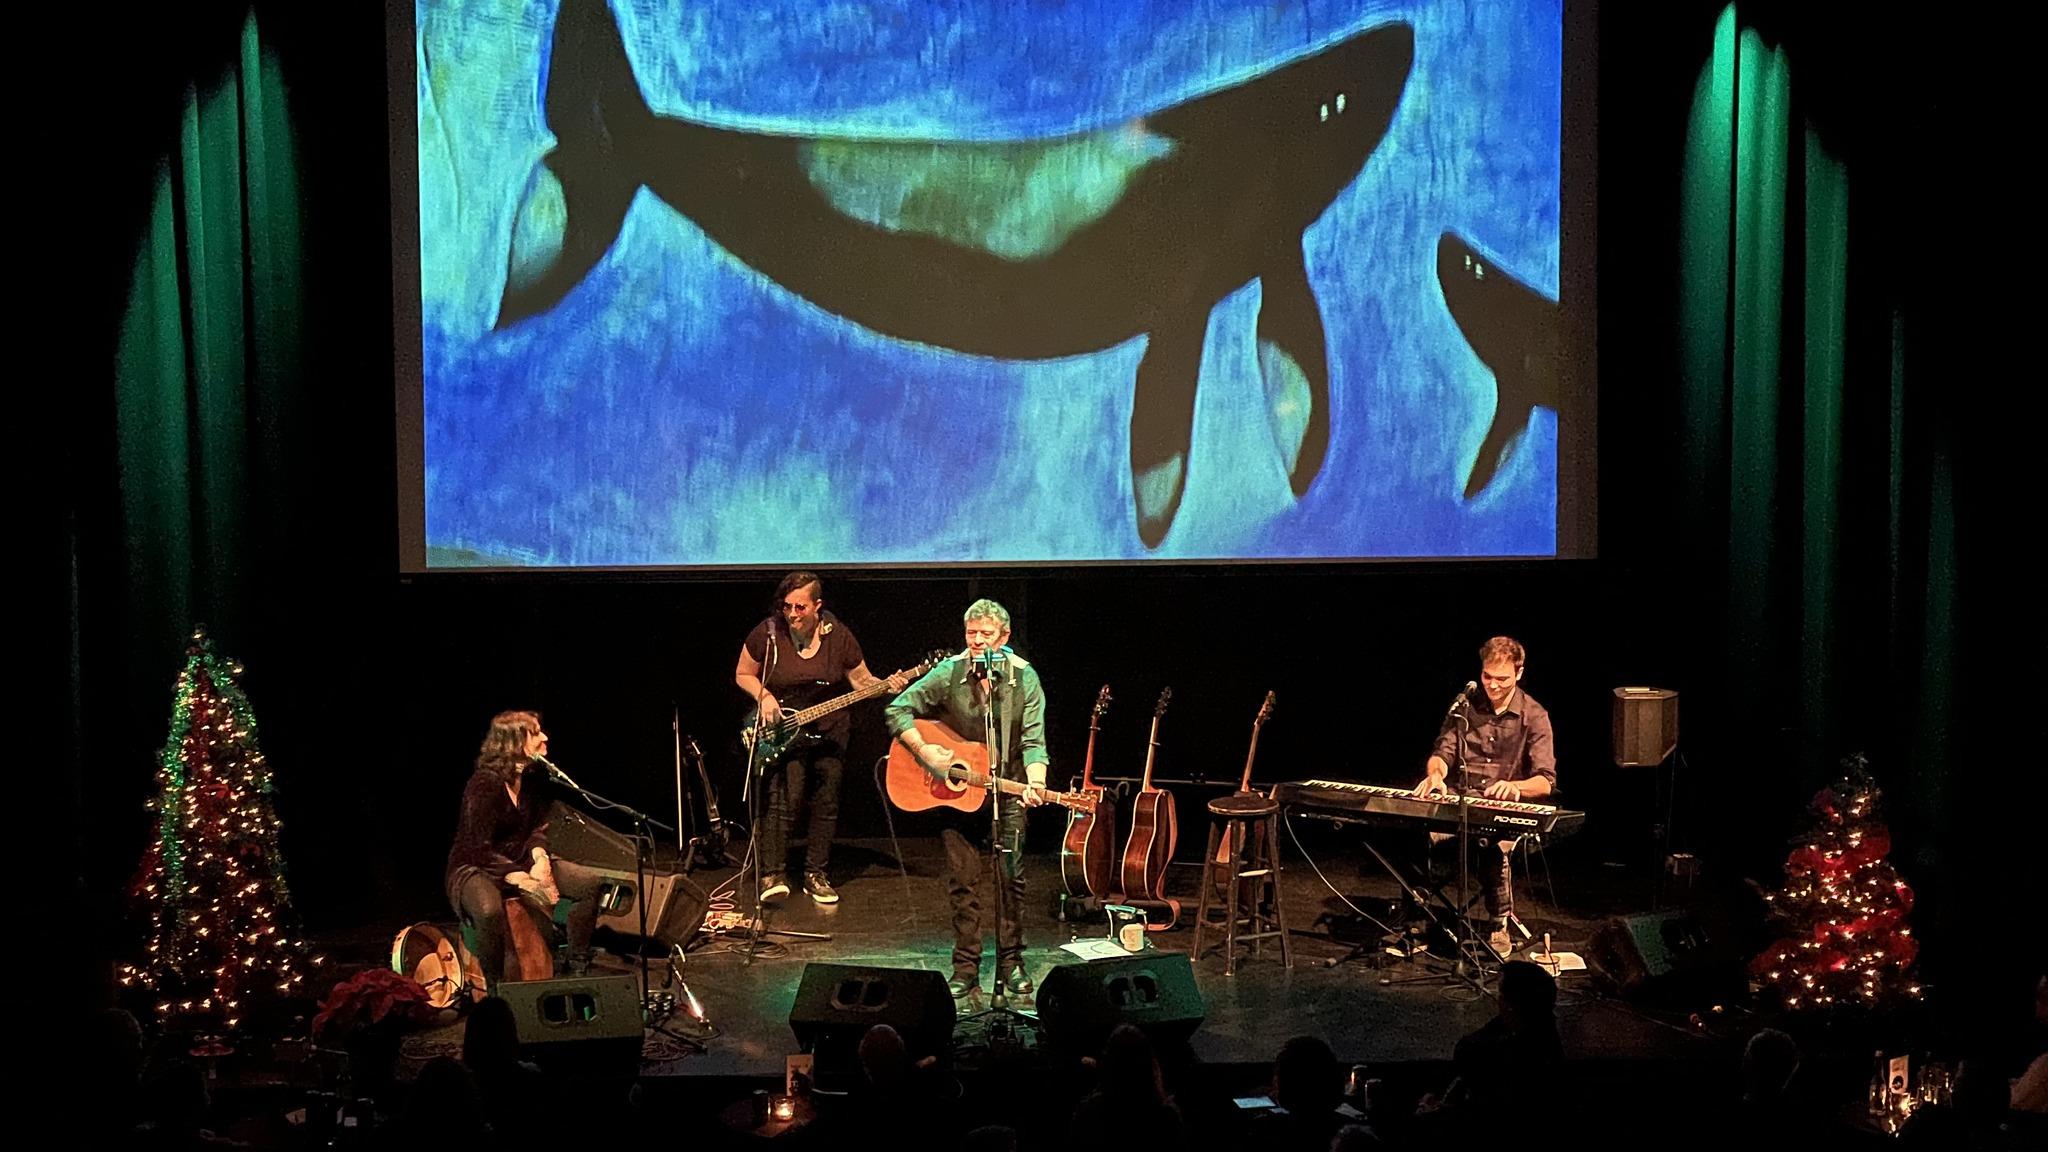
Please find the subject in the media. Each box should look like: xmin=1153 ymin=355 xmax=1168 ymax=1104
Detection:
xmin=885 ymin=719 xmax=1096 ymax=815
xmin=1116 ymin=688 xmax=1178 ymax=929
xmin=1211 ymin=691 xmax=1277 ymax=904
xmin=1059 ymin=685 xmax=1117 ymax=899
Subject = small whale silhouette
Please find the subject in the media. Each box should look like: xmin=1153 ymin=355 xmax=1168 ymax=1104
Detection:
xmin=1435 ymin=233 xmax=1560 ymax=500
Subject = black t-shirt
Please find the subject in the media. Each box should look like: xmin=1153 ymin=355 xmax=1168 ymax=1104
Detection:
xmin=744 ymin=610 xmax=866 ymax=747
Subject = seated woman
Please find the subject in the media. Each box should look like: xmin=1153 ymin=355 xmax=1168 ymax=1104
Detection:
xmin=444 ymin=710 xmax=600 ymax=989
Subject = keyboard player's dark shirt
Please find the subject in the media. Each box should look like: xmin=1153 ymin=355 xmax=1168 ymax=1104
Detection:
xmin=1431 ymin=689 xmax=1556 ymax=792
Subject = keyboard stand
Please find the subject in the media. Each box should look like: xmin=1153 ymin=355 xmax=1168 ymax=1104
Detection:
xmin=1324 ymin=819 xmax=1499 ymax=999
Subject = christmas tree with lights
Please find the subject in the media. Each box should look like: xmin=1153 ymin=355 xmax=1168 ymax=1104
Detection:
xmin=1751 ymin=754 xmax=1921 ymax=1012
xmin=120 ymin=629 xmax=318 ymax=1037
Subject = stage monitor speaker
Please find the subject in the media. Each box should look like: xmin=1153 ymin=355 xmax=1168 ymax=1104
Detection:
xmin=588 ymin=866 xmax=709 ymax=949
xmin=1034 ymin=953 xmax=1206 ymax=1053
xmin=500 ymin=973 xmax=643 ymax=1080
xmin=1587 ymin=909 xmax=1740 ymax=1008
xmin=1612 ymin=688 xmax=1679 ymax=767
xmin=545 ymin=802 xmax=649 ymax=872
xmin=788 ymin=964 xmax=956 ymax=1086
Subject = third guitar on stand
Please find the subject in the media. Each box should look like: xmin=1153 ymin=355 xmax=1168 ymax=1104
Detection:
xmin=1210 ymin=691 xmax=1277 ymax=906
xmin=1116 ymin=687 xmax=1178 ymax=929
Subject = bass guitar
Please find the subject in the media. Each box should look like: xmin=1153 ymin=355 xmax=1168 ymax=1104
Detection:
xmin=741 ymin=652 xmax=942 ymax=766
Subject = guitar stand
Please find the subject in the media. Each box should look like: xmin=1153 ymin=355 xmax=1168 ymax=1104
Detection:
xmin=1057 ymin=892 xmax=1104 ymax=924
xmin=1113 ymin=897 xmax=1179 ymax=931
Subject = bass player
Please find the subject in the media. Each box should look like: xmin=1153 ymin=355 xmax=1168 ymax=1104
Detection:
xmin=735 ymin=571 xmax=908 ymax=905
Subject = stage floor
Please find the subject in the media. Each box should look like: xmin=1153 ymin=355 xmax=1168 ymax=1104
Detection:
xmin=368 ymin=834 xmax=1737 ymax=1079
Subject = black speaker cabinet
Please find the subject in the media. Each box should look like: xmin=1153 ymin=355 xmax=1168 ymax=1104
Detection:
xmin=588 ymin=866 xmax=709 ymax=949
xmin=499 ymin=973 xmax=642 ymax=1080
xmin=1034 ymin=953 xmax=1206 ymax=1053
xmin=545 ymin=802 xmax=650 ymax=871
xmin=1587 ymin=909 xmax=1739 ymax=1007
xmin=1612 ymin=688 xmax=1679 ymax=767
xmin=788 ymin=964 xmax=957 ymax=1083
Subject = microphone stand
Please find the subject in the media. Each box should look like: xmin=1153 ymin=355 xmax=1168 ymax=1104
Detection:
xmin=960 ymin=650 xmax=1034 ymax=1034
xmin=1446 ymin=695 xmax=1499 ymax=997
xmin=1379 ymin=693 xmax=1492 ymax=1000
xmin=672 ymin=705 xmax=691 ymax=864
xmin=739 ymin=623 xmax=833 ymax=961
xmin=540 ymin=763 xmax=698 ymax=1043
xmin=742 ymin=621 xmax=778 ymax=964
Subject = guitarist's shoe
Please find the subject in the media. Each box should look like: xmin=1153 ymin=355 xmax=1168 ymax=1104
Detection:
xmin=948 ymin=973 xmax=978 ymax=1001
xmin=803 ymin=873 xmax=839 ymax=905
xmin=760 ymin=875 xmax=791 ymax=902
xmin=997 ymin=967 xmax=1034 ymax=998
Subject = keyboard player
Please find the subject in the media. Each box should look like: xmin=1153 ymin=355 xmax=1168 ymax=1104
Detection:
xmin=1412 ymin=636 xmax=1556 ymax=958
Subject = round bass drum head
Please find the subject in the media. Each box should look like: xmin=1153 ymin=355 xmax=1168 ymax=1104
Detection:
xmin=390 ymin=922 xmax=483 ymax=1008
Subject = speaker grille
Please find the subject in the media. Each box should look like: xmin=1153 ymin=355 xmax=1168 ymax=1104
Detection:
xmin=1611 ymin=687 xmax=1679 ymax=767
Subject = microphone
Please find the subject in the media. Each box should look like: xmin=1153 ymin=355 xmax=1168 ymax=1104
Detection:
xmin=970 ymin=647 xmax=1007 ymax=683
xmin=533 ymin=754 xmax=581 ymax=790
xmin=1445 ymin=681 xmax=1476 ymax=718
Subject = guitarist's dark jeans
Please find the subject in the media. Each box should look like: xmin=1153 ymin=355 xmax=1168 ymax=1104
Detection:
xmin=940 ymin=801 xmax=1028 ymax=980
xmin=760 ymin=752 xmax=843 ymax=878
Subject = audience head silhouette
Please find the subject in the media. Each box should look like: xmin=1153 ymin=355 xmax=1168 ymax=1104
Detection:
xmin=1273 ymin=1034 xmax=1345 ymax=1115
xmin=462 ymin=995 xmax=523 ymax=1071
xmin=1097 ymin=1023 xmax=1168 ymax=1104
xmin=859 ymin=1023 xmax=909 ymax=1090
xmin=1740 ymin=1028 xmax=1800 ymax=1104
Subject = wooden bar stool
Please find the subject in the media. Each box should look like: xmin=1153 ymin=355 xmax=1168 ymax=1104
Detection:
xmin=1192 ymin=794 xmax=1292 ymax=975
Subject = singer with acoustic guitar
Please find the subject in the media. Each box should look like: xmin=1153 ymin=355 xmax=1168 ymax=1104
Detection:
xmin=884 ymin=598 xmax=1050 ymax=1006
xmin=735 ymin=571 xmax=910 ymax=906
xmin=445 ymin=710 xmax=603 ymax=992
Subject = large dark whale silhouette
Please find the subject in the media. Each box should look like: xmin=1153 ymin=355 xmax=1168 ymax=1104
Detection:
xmin=1434 ymin=233 xmax=1560 ymax=499
xmin=501 ymin=0 xmax=1414 ymax=547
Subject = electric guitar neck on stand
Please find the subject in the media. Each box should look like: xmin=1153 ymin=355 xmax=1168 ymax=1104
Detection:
xmin=681 ymin=731 xmax=732 ymax=871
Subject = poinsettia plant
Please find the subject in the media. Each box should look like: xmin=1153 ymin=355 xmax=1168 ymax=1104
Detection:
xmin=310 ymin=968 xmax=436 ymax=1042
